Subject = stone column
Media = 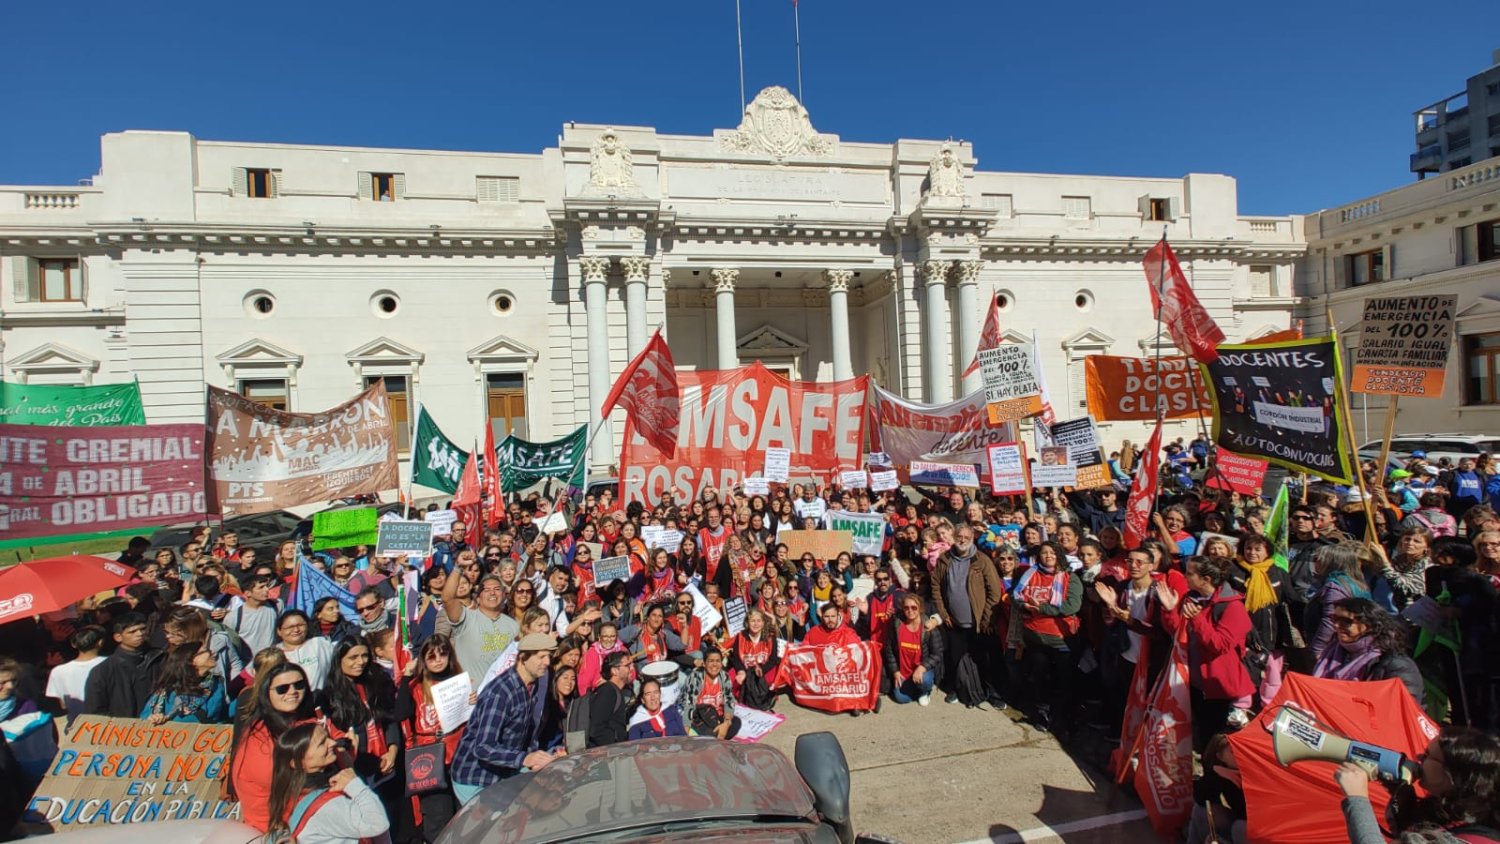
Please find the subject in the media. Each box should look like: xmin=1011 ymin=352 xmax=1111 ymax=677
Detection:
xmin=621 ymin=256 xmax=651 ymax=356
xmin=921 ymin=259 xmax=954 ymax=403
xmin=580 ymin=256 xmax=613 ymax=469
xmin=712 ymin=268 xmax=739 ymax=370
xmin=825 ymin=269 xmax=854 ymax=381
xmin=954 ymin=260 xmax=983 ymax=395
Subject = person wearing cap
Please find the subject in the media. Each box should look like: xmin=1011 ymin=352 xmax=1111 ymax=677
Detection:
xmin=1387 ymin=469 xmax=1419 ymax=514
xmin=449 ymin=631 xmax=562 ymax=805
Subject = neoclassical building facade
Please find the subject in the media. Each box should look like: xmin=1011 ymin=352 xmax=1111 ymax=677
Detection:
xmin=0 ymin=87 xmax=1304 ymax=476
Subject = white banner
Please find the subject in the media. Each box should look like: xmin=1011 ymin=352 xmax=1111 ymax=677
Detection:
xmin=871 ymin=385 xmax=1014 ymax=480
xmin=1251 ymin=401 xmax=1325 ymax=434
xmin=839 ymin=469 xmax=868 ymax=489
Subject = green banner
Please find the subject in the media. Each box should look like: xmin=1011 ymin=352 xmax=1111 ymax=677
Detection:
xmin=310 ymin=507 xmax=379 ymax=551
xmin=0 ymin=380 xmax=145 ymax=426
xmin=410 ymin=407 xmax=469 ymax=494
xmin=497 ymin=424 xmax=587 ymax=494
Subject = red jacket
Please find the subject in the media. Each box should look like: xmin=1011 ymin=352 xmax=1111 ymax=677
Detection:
xmin=1170 ymin=586 xmax=1255 ymax=700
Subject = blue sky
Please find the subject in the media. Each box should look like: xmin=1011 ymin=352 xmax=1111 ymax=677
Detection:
xmin=3 ymin=0 xmax=1495 ymax=215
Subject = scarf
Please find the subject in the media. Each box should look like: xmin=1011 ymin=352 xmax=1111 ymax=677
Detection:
xmin=1386 ymin=556 xmax=1429 ymax=602
xmin=1314 ymin=634 xmax=1382 ymax=681
xmin=0 ymin=696 xmax=17 ymax=721
xmin=1238 ymin=559 xmax=1279 ymax=614
xmin=1013 ymin=562 xmax=1066 ymax=607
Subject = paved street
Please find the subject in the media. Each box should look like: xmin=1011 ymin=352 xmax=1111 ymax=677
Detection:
xmin=757 ymin=699 xmax=1156 ymax=844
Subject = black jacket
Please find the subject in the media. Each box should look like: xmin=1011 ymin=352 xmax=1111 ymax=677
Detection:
xmin=1367 ymin=652 xmax=1425 ymax=708
xmin=586 ymin=682 xmax=630 ymax=748
xmin=83 ymin=647 xmax=164 ymax=717
xmin=881 ymin=618 xmax=945 ymax=685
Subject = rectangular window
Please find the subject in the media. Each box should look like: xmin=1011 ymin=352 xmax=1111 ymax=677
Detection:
xmin=477 ymin=176 xmax=520 ymax=203
xmin=1062 ymin=196 xmax=1091 ymax=220
xmin=1464 ymin=332 xmax=1500 ymax=405
xmin=1146 ymin=198 xmax=1171 ymax=222
xmin=1479 ymin=218 xmax=1500 ymax=263
xmin=238 ymin=379 xmax=288 ymax=411
xmin=981 ymin=193 xmax=1013 ymax=217
xmin=486 ymin=373 xmax=527 ymax=440
xmin=37 ymin=259 xmax=82 ymax=302
xmin=1249 ymin=265 xmax=1275 ymax=297
xmin=1447 ymin=129 xmax=1471 ymax=151
xmin=1346 ymin=250 xmax=1383 ymax=287
xmin=247 ymin=168 xmax=273 ymax=198
xmin=371 ymin=173 xmax=397 ymax=202
xmin=1488 ymin=114 xmax=1500 ymax=136
xmin=366 ymin=375 xmax=410 ymax=451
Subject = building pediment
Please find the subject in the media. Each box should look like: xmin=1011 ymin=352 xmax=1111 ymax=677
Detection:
xmin=1000 ymin=330 xmax=1031 ymax=345
xmin=216 ymin=338 xmax=303 ymax=368
xmin=346 ymin=336 xmax=424 ymax=366
xmin=1456 ymin=294 xmax=1500 ymax=320
xmin=9 ymin=342 xmax=100 ymax=374
xmin=717 ymin=87 xmax=837 ymax=159
xmin=1062 ymin=328 xmax=1114 ymax=350
xmin=467 ymin=334 xmax=539 ymax=364
xmin=737 ymin=324 xmax=807 ymax=354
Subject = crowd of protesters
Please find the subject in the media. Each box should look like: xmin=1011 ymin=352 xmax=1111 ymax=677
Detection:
xmin=2 ymin=434 xmax=1500 ymax=842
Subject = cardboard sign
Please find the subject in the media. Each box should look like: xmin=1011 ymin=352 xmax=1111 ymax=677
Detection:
xmin=779 ymin=530 xmax=854 ymax=563
xmin=375 ymin=519 xmax=434 ymax=557
xmin=743 ymin=477 xmax=771 ymax=496
xmin=909 ymin=460 xmax=980 ymax=488
xmin=869 ymin=470 xmax=899 ymax=492
xmin=25 ymin=716 xmax=240 ymax=830
xmin=724 ymin=597 xmax=748 ymax=638
xmin=1048 ymin=417 xmax=1110 ymax=489
xmin=423 ymin=508 xmax=458 ymax=536
xmin=986 ymin=442 xmax=1029 ymax=495
xmin=594 ymin=555 xmax=633 ymax=586
xmin=1084 ymin=355 xmax=1210 ymax=421
xmin=1352 ymin=294 xmax=1457 ymax=397
xmin=838 ymin=470 xmax=868 ymax=489
xmin=826 ymin=510 xmax=885 ymax=557
xmin=763 ymin=447 xmax=792 ymax=483
xmin=978 ymin=344 xmax=1044 ymax=424
xmin=1204 ymin=449 xmax=1270 ymax=495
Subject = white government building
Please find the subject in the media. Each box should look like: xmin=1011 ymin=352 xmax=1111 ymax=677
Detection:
xmin=0 ymin=87 xmax=1307 ymax=476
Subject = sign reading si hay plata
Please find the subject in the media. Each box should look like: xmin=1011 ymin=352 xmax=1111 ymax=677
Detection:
xmin=978 ymin=345 xmax=1043 ymax=424
xmin=1352 ymin=294 xmax=1457 ymax=398
xmin=26 ymin=716 xmax=239 ymax=830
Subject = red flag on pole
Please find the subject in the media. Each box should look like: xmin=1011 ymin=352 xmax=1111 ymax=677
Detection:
xmin=1134 ymin=631 xmax=1194 ymax=837
xmin=1142 ymin=239 xmax=1225 ymax=363
xmin=961 ymin=293 xmax=1005 ymax=378
xmin=1123 ymin=419 xmax=1163 ymax=549
xmin=482 ymin=418 xmax=501 ymax=526
xmin=602 ymin=329 xmax=680 ymax=458
xmin=453 ymin=447 xmax=483 ymax=550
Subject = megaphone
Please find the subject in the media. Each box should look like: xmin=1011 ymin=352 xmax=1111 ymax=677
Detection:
xmin=1268 ymin=704 xmax=1418 ymax=784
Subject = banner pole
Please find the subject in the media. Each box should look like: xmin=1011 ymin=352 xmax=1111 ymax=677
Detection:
xmin=1327 ymin=309 xmax=1379 ymax=544
xmin=565 ymin=416 xmax=612 ymax=506
xmin=1375 ymin=395 xmax=1400 ymax=478
xmin=1148 ymin=232 xmax=1169 ymax=517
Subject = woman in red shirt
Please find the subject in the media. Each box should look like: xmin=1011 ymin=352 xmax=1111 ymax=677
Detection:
xmin=729 ymin=609 xmax=782 ymax=709
xmin=394 ymin=634 xmax=467 ymax=841
xmin=228 ymin=662 xmax=315 ymax=832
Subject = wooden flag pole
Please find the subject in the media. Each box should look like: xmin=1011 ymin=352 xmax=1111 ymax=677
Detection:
xmin=1328 ymin=309 xmax=1379 ymax=544
xmin=1375 ymin=395 xmax=1401 ymax=477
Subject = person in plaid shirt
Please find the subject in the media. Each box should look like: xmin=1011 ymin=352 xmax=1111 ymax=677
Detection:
xmin=449 ymin=632 xmax=563 ymax=805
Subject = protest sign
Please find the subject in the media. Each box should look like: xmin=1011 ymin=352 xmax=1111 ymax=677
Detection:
xmin=1031 ymin=461 xmax=1077 ymax=487
xmin=869 ymin=386 xmax=1013 ymax=481
xmin=743 ymin=477 xmax=770 ymax=495
xmin=1048 ymin=417 xmax=1110 ymax=488
xmin=1084 ymin=356 xmax=1210 ymax=421
xmin=793 ymin=497 xmax=827 ymax=522
xmin=978 ymin=344 xmax=1044 ymax=423
xmin=0 ymin=380 xmax=146 ymax=427
xmin=644 ymin=527 xmax=683 ymax=551
xmin=640 ymin=525 xmax=662 ymax=549
xmin=207 ymin=382 xmax=398 ymax=515
xmin=0 ymin=423 xmax=207 ymax=544
xmin=731 ymin=704 xmax=786 ymax=743
xmin=780 ymin=530 xmax=853 ymax=562
xmin=1199 ymin=337 xmax=1352 ymax=483
xmin=496 ymin=424 xmax=587 ymax=493
xmin=724 ymin=597 xmax=748 ymax=638
xmin=838 ymin=469 xmax=868 ymax=489
xmin=1400 ymin=595 xmax=1447 ymax=635
xmin=1352 ymin=294 xmax=1457 ymax=397
xmin=684 ymin=583 xmax=724 ymax=632
xmin=763 ymin=447 xmax=791 ymax=483
xmin=848 ymin=575 xmax=875 ymax=602
xmin=534 ymin=511 xmax=568 ymax=535
xmin=619 ymin=364 xmax=867 ymax=505
xmin=869 ymin=470 xmax=899 ymax=492
xmin=826 ymin=510 xmax=885 ymax=557
xmin=909 ymin=460 xmax=980 ymax=488
xmin=866 ymin=451 xmax=892 ymax=469
xmin=986 ymin=442 xmax=1029 ymax=495
xmin=310 ymin=507 xmax=379 ymax=551
xmin=410 ymin=407 xmax=468 ymax=494
xmin=1204 ymin=449 xmax=1270 ymax=495
xmin=594 ymin=555 xmax=633 ymax=586
xmin=375 ymin=520 xmax=433 ymax=558
xmin=424 ymin=509 xmax=457 ymax=536
xmin=25 ymin=716 xmax=240 ymax=830
xmin=782 ymin=641 xmax=881 ymax=713
xmin=430 ymin=672 xmax=475 ymax=734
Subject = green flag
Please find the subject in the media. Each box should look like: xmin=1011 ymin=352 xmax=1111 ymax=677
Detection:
xmin=311 ymin=507 xmax=380 ymax=551
xmin=410 ymin=407 xmax=469 ymax=494
xmin=497 ymin=424 xmax=587 ymax=493
xmin=1265 ymin=482 xmax=1290 ymax=570
xmin=0 ymin=380 xmax=145 ymax=426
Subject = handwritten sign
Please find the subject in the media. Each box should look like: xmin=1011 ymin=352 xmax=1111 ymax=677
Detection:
xmin=594 ymin=555 xmax=633 ymax=586
xmin=780 ymin=530 xmax=854 ymax=563
xmin=25 ymin=716 xmax=241 ymax=830
xmin=743 ymin=477 xmax=771 ymax=496
xmin=909 ymin=460 xmax=980 ymax=488
xmin=763 ymin=447 xmax=791 ymax=483
xmin=642 ymin=527 xmax=683 ymax=551
xmin=534 ymin=511 xmax=568 ymax=535
xmin=979 ymin=344 xmax=1044 ymax=424
xmin=430 ymin=672 xmax=475 ymax=734
xmin=869 ymin=470 xmax=899 ymax=492
xmin=838 ymin=469 xmax=868 ymax=489
xmin=731 ymin=704 xmax=786 ymax=743
xmin=986 ymin=442 xmax=1029 ymax=495
xmin=376 ymin=520 xmax=434 ymax=557
xmin=724 ymin=597 xmax=748 ymax=638
xmin=1204 ymin=449 xmax=1270 ymax=495
xmin=1353 ymin=294 xmax=1457 ymax=397
xmin=684 ymin=583 xmax=724 ymax=633
xmin=424 ymin=509 xmax=458 ymax=537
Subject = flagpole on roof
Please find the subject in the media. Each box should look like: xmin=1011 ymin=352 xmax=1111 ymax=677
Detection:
xmin=793 ymin=0 xmax=804 ymax=105
xmin=1148 ymin=230 xmax=1168 ymax=513
xmin=735 ymin=0 xmax=747 ymax=114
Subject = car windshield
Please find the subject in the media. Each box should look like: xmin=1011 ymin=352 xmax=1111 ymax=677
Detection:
xmin=440 ymin=738 xmax=816 ymax=844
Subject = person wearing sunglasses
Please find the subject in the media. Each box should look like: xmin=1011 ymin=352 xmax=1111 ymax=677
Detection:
xmin=229 ymin=660 xmax=315 ymax=833
xmin=352 ymin=587 xmax=394 ymax=635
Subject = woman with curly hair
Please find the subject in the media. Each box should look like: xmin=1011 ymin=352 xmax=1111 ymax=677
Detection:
xmin=142 ymin=640 xmax=228 ymax=724
xmin=1313 ymin=597 xmax=1424 ymax=705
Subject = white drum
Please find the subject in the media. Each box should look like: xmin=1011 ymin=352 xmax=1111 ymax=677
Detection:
xmin=640 ymin=660 xmax=680 ymax=689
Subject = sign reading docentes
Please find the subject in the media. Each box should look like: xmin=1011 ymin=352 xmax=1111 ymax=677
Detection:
xmin=0 ymin=423 xmax=207 ymax=542
xmin=26 ymin=717 xmax=240 ymax=830
xmin=1352 ymin=294 xmax=1457 ymax=397
xmin=375 ymin=520 xmax=434 ymax=557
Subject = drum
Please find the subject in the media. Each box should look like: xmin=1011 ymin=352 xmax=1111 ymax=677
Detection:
xmin=641 ymin=660 xmax=680 ymax=689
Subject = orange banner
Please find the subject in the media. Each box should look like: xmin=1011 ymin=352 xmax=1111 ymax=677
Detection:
xmin=620 ymin=363 xmax=868 ymax=506
xmin=1084 ymin=356 xmax=1210 ymax=421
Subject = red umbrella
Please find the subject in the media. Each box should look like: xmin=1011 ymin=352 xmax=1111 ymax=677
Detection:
xmin=0 ymin=555 xmax=135 ymax=624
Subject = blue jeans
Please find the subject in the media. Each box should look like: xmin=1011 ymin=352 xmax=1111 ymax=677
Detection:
xmin=453 ymin=780 xmax=486 ymax=806
xmin=890 ymin=670 xmax=936 ymax=703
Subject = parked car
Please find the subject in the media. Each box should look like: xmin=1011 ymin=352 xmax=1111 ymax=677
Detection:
xmin=438 ymin=733 xmax=885 ymax=844
xmin=147 ymin=509 xmax=304 ymax=553
xmin=1358 ymin=434 xmax=1500 ymax=466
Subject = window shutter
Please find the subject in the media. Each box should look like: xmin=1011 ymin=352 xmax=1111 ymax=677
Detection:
xmin=231 ymin=167 xmax=248 ymax=197
xmin=1166 ymin=197 xmax=1181 ymax=221
xmin=1381 ymin=244 xmax=1394 ymax=281
xmin=1138 ymin=195 xmax=1152 ymax=219
xmin=269 ymin=169 xmax=282 ymax=198
xmin=1069 ymin=356 xmax=1088 ymax=411
xmin=10 ymin=257 xmax=31 ymax=303
xmin=77 ymin=255 xmax=87 ymax=304
xmin=1249 ymin=265 xmax=1274 ymax=297
xmin=393 ymin=173 xmax=407 ymax=199
xmin=357 ymin=172 xmax=373 ymax=200
xmin=477 ymin=176 xmax=497 ymax=202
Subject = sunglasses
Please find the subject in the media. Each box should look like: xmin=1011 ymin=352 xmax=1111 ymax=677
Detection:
xmin=357 ymin=603 xmax=381 ymax=613
xmin=272 ymin=680 xmax=309 ymax=695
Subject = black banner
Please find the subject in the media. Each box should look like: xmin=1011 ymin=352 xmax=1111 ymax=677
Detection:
xmin=1197 ymin=337 xmax=1352 ymax=484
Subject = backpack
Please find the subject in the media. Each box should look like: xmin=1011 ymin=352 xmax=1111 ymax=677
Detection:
xmin=208 ymin=619 xmax=252 ymax=666
xmin=1211 ymin=599 xmax=1269 ymax=689
xmin=565 ymin=692 xmax=591 ymax=753
xmin=1410 ymin=510 xmax=1457 ymax=538
xmin=280 ymin=788 xmax=379 ymax=844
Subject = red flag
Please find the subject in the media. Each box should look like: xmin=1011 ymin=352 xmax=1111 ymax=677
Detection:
xmin=1142 ymin=239 xmax=1225 ymax=363
xmin=602 ymin=329 xmax=679 ymax=458
xmin=962 ymin=292 xmax=1006 ymax=378
xmin=452 ymin=447 xmax=483 ymax=550
xmin=781 ymin=641 xmax=881 ymax=713
xmin=1134 ymin=632 xmax=1194 ymax=838
xmin=482 ymin=418 xmax=501 ymax=524
xmin=1122 ymin=419 xmax=1163 ymax=549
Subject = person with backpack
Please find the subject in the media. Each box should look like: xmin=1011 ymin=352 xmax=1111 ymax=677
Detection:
xmin=268 ymin=721 xmax=392 ymax=844
xmin=584 ymin=651 xmax=632 ymax=748
xmin=393 ymin=634 xmax=467 ymax=843
xmin=227 ymin=575 xmax=281 ymax=656
xmin=162 ymin=606 xmax=246 ymax=692
xmin=1160 ymin=556 xmax=1255 ymax=753
xmin=1403 ymin=492 xmax=1459 ymax=538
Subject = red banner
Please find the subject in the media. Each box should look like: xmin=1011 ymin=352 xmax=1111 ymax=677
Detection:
xmin=1135 ymin=633 xmax=1194 ymax=838
xmin=781 ymin=641 xmax=881 ymax=713
xmin=620 ymin=363 xmax=868 ymax=506
xmin=0 ymin=423 xmax=207 ymax=542
xmin=1123 ymin=421 xmax=1163 ymax=549
xmin=1205 ymin=449 xmax=1270 ymax=495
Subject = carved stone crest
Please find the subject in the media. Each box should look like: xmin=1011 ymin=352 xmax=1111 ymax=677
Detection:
xmin=584 ymin=128 xmax=641 ymax=196
xmin=924 ymin=143 xmax=966 ymax=205
xmin=720 ymin=87 xmax=834 ymax=158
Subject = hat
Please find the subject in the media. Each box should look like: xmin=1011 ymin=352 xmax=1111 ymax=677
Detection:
xmin=1410 ymin=450 xmax=1427 ymax=458
xmin=1345 ymin=489 xmax=1364 ymax=504
xmin=1390 ymin=469 xmax=1413 ymax=480
xmin=1424 ymin=466 xmax=1440 ymax=476
xmin=517 ymin=633 xmax=558 ymax=652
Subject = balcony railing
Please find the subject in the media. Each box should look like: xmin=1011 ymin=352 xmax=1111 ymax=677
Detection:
xmin=24 ymin=192 xmax=80 ymax=209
